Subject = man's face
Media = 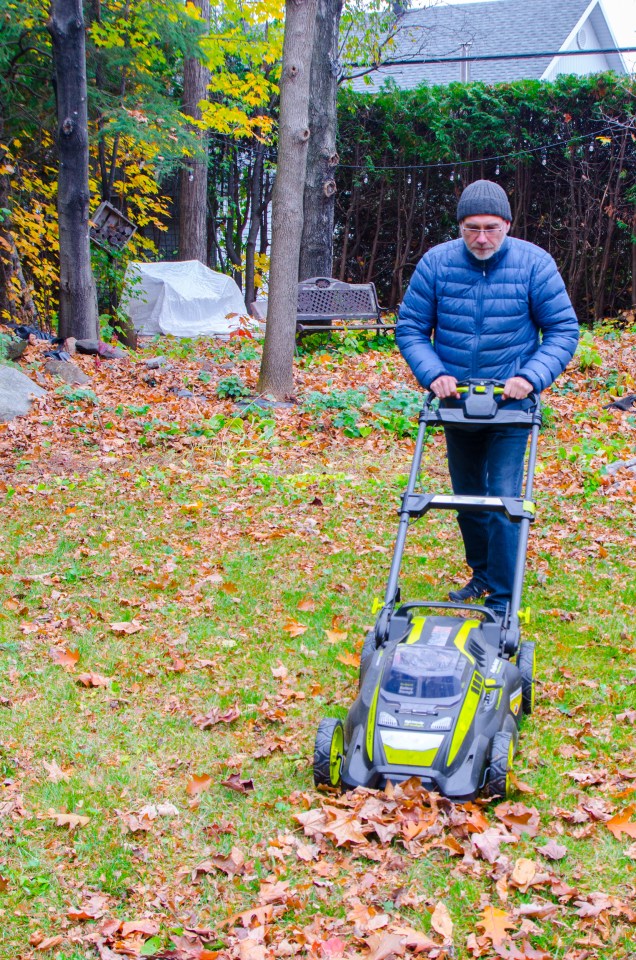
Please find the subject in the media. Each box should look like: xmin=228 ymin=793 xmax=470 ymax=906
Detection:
xmin=460 ymin=214 xmax=510 ymax=260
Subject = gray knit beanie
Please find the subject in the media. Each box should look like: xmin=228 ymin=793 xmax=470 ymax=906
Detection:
xmin=457 ymin=179 xmax=512 ymax=221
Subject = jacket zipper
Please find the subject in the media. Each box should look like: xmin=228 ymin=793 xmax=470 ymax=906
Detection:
xmin=471 ymin=265 xmax=487 ymax=378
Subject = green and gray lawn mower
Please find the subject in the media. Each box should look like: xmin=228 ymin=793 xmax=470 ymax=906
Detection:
xmin=314 ymin=380 xmax=542 ymax=801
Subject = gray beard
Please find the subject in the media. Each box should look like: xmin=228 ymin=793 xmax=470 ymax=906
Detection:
xmin=463 ymin=238 xmax=496 ymax=260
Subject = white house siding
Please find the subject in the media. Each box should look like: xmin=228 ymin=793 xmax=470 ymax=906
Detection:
xmin=542 ymin=16 xmax=611 ymax=80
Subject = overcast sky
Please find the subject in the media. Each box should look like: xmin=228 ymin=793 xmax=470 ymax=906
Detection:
xmin=600 ymin=0 xmax=636 ymax=70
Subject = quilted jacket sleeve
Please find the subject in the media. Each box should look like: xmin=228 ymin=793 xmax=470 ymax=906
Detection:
xmin=395 ymin=253 xmax=449 ymax=389
xmin=516 ymin=253 xmax=579 ymax=392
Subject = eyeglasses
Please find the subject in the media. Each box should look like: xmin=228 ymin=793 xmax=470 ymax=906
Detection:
xmin=461 ymin=224 xmax=504 ymax=236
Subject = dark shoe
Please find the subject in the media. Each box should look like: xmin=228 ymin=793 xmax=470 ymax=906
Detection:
xmin=448 ymin=579 xmax=488 ymax=603
xmin=485 ymin=607 xmax=506 ymax=623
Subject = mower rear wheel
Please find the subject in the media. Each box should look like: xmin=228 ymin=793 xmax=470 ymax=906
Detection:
xmin=314 ymin=718 xmax=345 ymax=788
xmin=517 ymin=642 xmax=536 ymax=715
xmin=487 ymin=730 xmax=514 ymax=799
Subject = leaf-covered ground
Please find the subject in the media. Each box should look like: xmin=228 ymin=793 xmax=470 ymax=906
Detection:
xmin=0 ymin=328 xmax=635 ymax=960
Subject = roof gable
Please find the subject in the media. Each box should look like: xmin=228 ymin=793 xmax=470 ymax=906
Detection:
xmin=349 ymin=0 xmax=626 ymax=90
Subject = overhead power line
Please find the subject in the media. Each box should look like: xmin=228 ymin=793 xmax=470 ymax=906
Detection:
xmin=348 ymin=46 xmax=636 ymax=69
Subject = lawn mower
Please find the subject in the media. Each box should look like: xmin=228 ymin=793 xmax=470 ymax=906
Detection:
xmin=313 ymin=380 xmax=542 ymax=801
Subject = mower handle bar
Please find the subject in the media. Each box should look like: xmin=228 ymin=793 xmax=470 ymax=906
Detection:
xmin=423 ymin=379 xmax=541 ymax=427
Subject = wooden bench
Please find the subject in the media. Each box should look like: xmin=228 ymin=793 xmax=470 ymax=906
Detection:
xmin=295 ymin=277 xmax=395 ymax=337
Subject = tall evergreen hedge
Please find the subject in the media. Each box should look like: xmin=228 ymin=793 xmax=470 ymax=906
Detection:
xmin=335 ymin=74 xmax=636 ymax=320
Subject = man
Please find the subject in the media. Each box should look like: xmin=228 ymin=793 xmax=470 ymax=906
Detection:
xmin=396 ymin=180 xmax=579 ymax=619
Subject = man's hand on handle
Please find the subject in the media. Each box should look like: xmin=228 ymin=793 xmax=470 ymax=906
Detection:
xmin=502 ymin=376 xmax=534 ymax=400
xmin=430 ymin=375 xmax=460 ymax=399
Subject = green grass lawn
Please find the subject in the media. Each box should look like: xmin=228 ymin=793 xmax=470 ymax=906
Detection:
xmin=0 ymin=331 xmax=635 ymax=959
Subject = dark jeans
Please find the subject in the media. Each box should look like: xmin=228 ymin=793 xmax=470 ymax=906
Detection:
xmin=444 ymin=425 xmax=530 ymax=612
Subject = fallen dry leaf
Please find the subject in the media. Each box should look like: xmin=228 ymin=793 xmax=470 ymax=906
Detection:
xmin=49 ymin=810 xmax=90 ymax=830
xmin=186 ymin=773 xmax=213 ymax=797
xmin=472 ymin=826 xmax=517 ymax=863
xmin=137 ymin=802 xmax=179 ymax=819
xmin=515 ymin=902 xmax=558 ymax=921
xmin=391 ymin=926 xmax=437 ymax=953
xmin=117 ymin=809 xmax=154 ymax=833
xmin=325 ymin=628 xmax=348 ymax=644
xmin=180 ymin=501 xmax=203 ymax=514
xmin=43 ymin=759 xmax=71 ymax=783
xmin=67 ymin=894 xmax=108 ymax=921
xmin=319 ymin=937 xmax=346 ymax=959
xmin=77 ymin=672 xmax=111 ymax=688
xmin=120 ymin=919 xmax=159 ymax=937
xmin=616 ymin=708 xmax=636 ymax=724
xmin=221 ymin=773 xmax=254 ymax=793
xmin=476 ymin=905 xmax=516 ymax=947
xmin=167 ymin=653 xmax=186 ymax=672
xmin=606 ymin=804 xmax=636 ymax=840
xmin=205 ymin=846 xmax=246 ymax=877
xmin=508 ymin=772 xmax=534 ymax=793
xmin=430 ymin=901 xmax=453 ymax=940
xmin=494 ymin=801 xmax=540 ymax=838
xmin=336 ymin=650 xmax=359 ymax=668
xmin=569 ymin=767 xmax=607 ymax=787
xmin=110 ymin=620 xmax=143 ymax=634
xmin=238 ymin=940 xmax=265 ymax=960
xmin=519 ymin=941 xmax=553 ymax=960
xmin=297 ymin=597 xmax=316 ymax=612
xmin=33 ymin=935 xmax=64 ymax=951
xmin=510 ymin=857 xmax=538 ymax=891
xmin=536 ymin=838 xmax=567 ymax=860
xmin=283 ymin=618 xmax=307 ymax=637
xmin=193 ymin=705 xmax=240 ymax=729
xmin=48 ymin=647 xmax=79 ymax=668
xmin=295 ymin=842 xmax=318 ymax=862
xmin=365 ymin=932 xmax=406 ymax=960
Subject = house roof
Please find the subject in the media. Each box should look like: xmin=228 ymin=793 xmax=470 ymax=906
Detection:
xmin=349 ymin=0 xmax=627 ymax=90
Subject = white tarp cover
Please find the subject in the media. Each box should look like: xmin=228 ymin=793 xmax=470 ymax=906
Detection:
xmin=122 ymin=260 xmax=254 ymax=337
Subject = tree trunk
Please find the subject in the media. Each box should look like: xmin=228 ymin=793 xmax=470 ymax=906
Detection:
xmin=178 ymin=0 xmax=210 ymax=263
xmin=48 ymin=0 xmax=99 ymax=341
xmin=594 ymin=131 xmax=627 ymax=322
xmin=365 ymin=178 xmax=386 ymax=282
xmin=244 ymin=140 xmax=269 ymax=311
xmin=257 ymin=0 xmax=318 ymax=399
xmin=225 ymin=152 xmax=247 ymax=288
xmin=298 ymin=0 xmax=342 ymax=280
xmin=0 ymin=231 xmax=40 ymax=326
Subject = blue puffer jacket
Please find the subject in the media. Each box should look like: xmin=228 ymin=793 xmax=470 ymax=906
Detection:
xmin=396 ymin=237 xmax=579 ymax=391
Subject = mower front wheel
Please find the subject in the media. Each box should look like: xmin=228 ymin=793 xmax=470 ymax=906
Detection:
xmin=487 ymin=730 xmax=514 ymax=799
xmin=313 ymin=718 xmax=345 ymax=789
xmin=517 ymin=641 xmax=536 ymax=716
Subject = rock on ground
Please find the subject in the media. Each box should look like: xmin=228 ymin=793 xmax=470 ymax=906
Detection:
xmin=75 ymin=339 xmax=100 ymax=355
xmin=0 ymin=364 xmax=47 ymax=422
xmin=5 ymin=339 xmax=27 ymax=362
xmin=44 ymin=360 xmax=91 ymax=385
